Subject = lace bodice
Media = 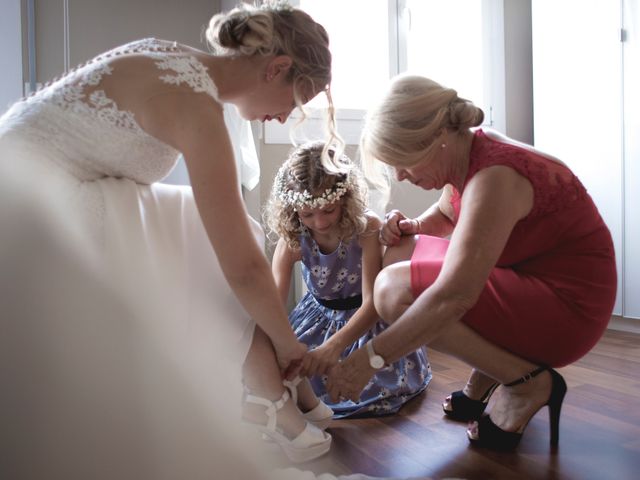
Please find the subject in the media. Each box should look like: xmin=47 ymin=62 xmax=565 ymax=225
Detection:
xmin=0 ymin=38 xmax=220 ymax=183
xmin=454 ymin=129 xmax=588 ymax=220
xmin=451 ymin=129 xmax=604 ymax=267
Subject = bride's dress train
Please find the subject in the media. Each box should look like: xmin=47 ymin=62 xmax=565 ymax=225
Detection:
xmin=0 ymin=38 xmax=261 ymax=478
xmin=0 ymin=155 xmax=263 ymax=479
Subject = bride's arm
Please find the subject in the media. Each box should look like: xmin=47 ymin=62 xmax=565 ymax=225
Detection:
xmin=138 ymin=93 xmax=303 ymax=365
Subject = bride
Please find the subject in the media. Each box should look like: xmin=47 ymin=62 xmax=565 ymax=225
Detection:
xmin=0 ymin=2 xmax=342 ymax=477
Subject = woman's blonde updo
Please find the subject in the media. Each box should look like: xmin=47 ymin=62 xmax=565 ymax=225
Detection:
xmin=361 ymin=74 xmax=484 ymax=174
xmin=264 ymin=141 xmax=368 ymax=250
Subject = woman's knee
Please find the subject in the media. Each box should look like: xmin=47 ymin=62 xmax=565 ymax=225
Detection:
xmin=373 ymin=263 xmax=414 ymax=324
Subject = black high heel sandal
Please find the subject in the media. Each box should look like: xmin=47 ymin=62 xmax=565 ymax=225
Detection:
xmin=443 ymin=382 xmax=499 ymax=421
xmin=467 ymin=366 xmax=567 ymax=450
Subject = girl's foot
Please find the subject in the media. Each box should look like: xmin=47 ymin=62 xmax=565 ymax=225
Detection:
xmin=284 ymin=377 xmax=333 ymax=430
xmin=291 ymin=377 xmax=323 ymax=413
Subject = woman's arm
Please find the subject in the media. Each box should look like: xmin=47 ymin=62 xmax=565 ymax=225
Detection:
xmin=380 ymin=186 xmax=455 ymax=246
xmin=374 ymin=165 xmax=534 ymax=363
xmin=326 ymin=165 xmax=534 ymax=401
xmin=304 ymin=213 xmax=383 ymax=377
xmin=419 ymin=184 xmax=457 ymax=236
xmin=271 ymin=238 xmax=301 ymax=306
xmin=137 ymin=92 xmax=303 ymax=366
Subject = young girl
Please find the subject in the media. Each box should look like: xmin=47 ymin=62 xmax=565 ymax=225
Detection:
xmin=265 ymin=141 xmax=431 ymax=419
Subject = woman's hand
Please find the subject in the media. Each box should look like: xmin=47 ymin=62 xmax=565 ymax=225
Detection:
xmin=302 ymin=340 xmax=344 ymax=378
xmin=273 ymin=339 xmax=308 ymax=380
xmin=326 ymin=347 xmax=376 ymax=402
xmin=380 ymin=210 xmax=420 ymax=246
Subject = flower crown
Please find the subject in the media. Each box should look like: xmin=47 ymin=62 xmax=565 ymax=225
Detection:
xmin=260 ymin=0 xmax=294 ymax=13
xmin=274 ymin=167 xmax=352 ymax=211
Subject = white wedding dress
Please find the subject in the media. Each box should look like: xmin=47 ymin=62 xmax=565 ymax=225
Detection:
xmin=0 ymin=38 xmax=267 ymax=479
xmin=0 ymin=38 xmax=395 ymax=480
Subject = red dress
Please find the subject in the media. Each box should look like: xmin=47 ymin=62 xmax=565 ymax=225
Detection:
xmin=410 ymin=129 xmax=617 ymax=367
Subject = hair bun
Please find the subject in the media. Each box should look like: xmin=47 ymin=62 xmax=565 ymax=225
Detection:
xmin=206 ymin=8 xmax=275 ymax=56
xmin=448 ymin=98 xmax=484 ymax=129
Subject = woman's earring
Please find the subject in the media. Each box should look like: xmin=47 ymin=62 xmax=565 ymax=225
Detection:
xmin=441 ymin=143 xmax=447 ymax=149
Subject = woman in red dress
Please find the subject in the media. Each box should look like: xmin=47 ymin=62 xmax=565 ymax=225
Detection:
xmin=327 ymin=74 xmax=617 ymax=450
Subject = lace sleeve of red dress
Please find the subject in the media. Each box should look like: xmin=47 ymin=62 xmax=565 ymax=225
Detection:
xmin=452 ymin=129 xmax=589 ymax=221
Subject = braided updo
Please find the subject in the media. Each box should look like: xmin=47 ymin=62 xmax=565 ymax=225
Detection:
xmin=207 ymin=2 xmax=342 ymax=173
xmin=206 ymin=2 xmax=331 ymax=96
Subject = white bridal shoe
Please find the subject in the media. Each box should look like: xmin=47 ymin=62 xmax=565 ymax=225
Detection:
xmin=244 ymin=389 xmax=332 ymax=463
xmin=283 ymin=376 xmax=334 ymax=430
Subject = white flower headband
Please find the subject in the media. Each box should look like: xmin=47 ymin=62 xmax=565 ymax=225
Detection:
xmin=260 ymin=0 xmax=294 ymax=13
xmin=274 ymin=166 xmax=352 ymax=211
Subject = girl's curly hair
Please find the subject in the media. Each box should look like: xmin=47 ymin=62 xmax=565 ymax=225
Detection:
xmin=264 ymin=141 xmax=369 ymax=250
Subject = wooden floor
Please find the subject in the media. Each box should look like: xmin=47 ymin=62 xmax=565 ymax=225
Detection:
xmin=298 ymin=328 xmax=640 ymax=480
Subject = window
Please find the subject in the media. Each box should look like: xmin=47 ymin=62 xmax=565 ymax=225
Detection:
xmin=264 ymin=0 xmax=504 ymax=144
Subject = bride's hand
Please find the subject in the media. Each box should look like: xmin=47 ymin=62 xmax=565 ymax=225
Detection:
xmin=273 ymin=339 xmax=307 ymax=380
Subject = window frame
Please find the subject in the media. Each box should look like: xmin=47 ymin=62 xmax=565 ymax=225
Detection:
xmin=263 ymin=0 xmax=505 ymax=145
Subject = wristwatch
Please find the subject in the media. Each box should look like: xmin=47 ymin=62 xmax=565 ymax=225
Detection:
xmin=366 ymin=340 xmax=386 ymax=370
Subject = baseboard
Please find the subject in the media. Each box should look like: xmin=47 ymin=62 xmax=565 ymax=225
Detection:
xmin=608 ymin=315 xmax=640 ymax=335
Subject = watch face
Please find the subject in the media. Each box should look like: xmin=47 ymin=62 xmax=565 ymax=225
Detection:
xmin=366 ymin=340 xmax=385 ymax=369
xmin=370 ymin=355 xmax=385 ymax=369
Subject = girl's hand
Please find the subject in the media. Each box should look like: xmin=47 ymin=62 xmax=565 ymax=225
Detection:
xmin=326 ymin=347 xmax=376 ymax=402
xmin=273 ymin=339 xmax=308 ymax=380
xmin=380 ymin=210 xmax=419 ymax=246
xmin=302 ymin=341 xmax=344 ymax=378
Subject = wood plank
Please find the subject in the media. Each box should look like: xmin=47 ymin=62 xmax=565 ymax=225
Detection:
xmin=292 ymin=329 xmax=640 ymax=479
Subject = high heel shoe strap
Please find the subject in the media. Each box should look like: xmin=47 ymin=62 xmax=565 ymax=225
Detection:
xmin=503 ymin=365 xmax=547 ymax=387
xmin=283 ymin=376 xmax=303 ymax=405
xmin=243 ymin=389 xmax=290 ymax=432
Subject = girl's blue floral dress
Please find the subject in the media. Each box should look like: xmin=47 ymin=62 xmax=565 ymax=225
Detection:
xmin=290 ymin=230 xmax=432 ymax=418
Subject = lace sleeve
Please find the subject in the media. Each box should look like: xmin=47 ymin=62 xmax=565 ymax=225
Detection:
xmin=467 ymin=131 xmax=588 ymax=219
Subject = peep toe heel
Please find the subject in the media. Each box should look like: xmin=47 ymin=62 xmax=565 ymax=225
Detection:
xmin=443 ymin=382 xmax=498 ymax=421
xmin=467 ymin=366 xmax=567 ymax=450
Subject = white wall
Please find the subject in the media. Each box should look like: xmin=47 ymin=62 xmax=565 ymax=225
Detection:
xmin=504 ymin=0 xmax=533 ymax=144
xmin=532 ymin=0 xmax=626 ymax=317
xmin=0 ymin=0 xmax=24 ymax=113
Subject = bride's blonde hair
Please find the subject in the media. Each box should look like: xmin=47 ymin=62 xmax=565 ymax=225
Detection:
xmin=206 ymin=1 xmax=343 ymax=171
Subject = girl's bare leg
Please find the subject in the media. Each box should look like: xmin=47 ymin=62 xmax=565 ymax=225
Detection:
xmin=292 ymin=377 xmax=324 ymax=412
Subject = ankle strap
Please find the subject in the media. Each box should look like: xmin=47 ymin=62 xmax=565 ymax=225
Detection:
xmin=504 ymin=366 xmax=547 ymax=387
xmin=244 ymin=390 xmax=290 ymax=431
xmin=283 ymin=376 xmax=302 ymax=404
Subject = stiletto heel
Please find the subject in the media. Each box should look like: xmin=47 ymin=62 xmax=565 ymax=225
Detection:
xmin=443 ymin=382 xmax=498 ymax=421
xmin=547 ymin=369 xmax=566 ymax=446
xmin=467 ymin=366 xmax=567 ymax=450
